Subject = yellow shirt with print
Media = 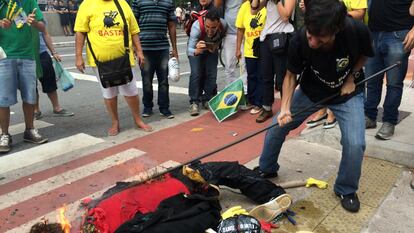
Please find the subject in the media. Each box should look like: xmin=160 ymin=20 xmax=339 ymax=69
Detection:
xmin=235 ymin=1 xmax=266 ymax=58
xmin=74 ymin=0 xmax=139 ymax=67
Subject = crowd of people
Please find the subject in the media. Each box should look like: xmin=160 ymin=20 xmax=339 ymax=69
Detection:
xmin=0 ymin=0 xmax=413 ymax=214
xmin=44 ymin=0 xmax=79 ymax=36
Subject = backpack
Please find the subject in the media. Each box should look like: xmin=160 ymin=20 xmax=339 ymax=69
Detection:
xmin=184 ymin=10 xmax=208 ymax=38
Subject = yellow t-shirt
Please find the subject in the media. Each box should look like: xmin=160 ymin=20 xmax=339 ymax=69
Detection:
xmin=342 ymin=0 xmax=367 ymax=11
xmin=74 ymin=0 xmax=140 ymax=67
xmin=235 ymin=1 xmax=266 ymax=58
xmin=341 ymin=0 xmax=368 ymax=24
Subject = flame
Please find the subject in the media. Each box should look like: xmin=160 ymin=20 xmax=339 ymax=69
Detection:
xmin=57 ymin=204 xmax=71 ymax=233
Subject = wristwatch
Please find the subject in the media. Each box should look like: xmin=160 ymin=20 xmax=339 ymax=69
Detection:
xmin=351 ymin=70 xmax=362 ymax=79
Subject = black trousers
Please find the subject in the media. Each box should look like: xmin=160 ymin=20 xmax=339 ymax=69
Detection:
xmin=259 ymin=35 xmax=289 ymax=106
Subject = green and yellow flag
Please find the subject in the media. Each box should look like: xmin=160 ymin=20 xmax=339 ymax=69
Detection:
xmin=208 ymin=79 xmax=246 ymax=122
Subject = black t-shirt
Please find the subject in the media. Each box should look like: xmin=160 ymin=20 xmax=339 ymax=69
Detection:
xmin=287 ymin=17 xmax=374 ymax=104
xmin=369 ymin=0 xmax=414 ymax=32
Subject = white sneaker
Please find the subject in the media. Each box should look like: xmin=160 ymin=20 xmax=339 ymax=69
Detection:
xmin=168 ymin=57 xmax=180 ymax=82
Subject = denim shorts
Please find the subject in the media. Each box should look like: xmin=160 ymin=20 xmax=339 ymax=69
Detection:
xmin=0 ymin=59 xmax=37 ymax=107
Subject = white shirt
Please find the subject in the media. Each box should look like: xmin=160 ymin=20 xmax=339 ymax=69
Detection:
xmin=260 ymin=1 xmax=295 ymax=41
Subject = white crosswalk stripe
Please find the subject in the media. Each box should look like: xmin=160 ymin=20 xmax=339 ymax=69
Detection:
xmin=0 ymin=148 xmax=145 ymax=210
xmin=0 ymin=120 xmax=53 ymax=135
xmin=0 ymin=133 xmax=104 ymax=174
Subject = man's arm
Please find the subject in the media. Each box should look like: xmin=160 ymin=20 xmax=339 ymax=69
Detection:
xmin=410 ymin=0 xmax=414 ymax=16
xmin=168 ymin=21 xmax=178 ymax=60
xmin=235 ymin=28 xmax=244 ymax=60
xmin=75 ymin=32 xmax=86 ymax=73
xmin=276 ymin=0 xmax=296 ymax=22
xmin=187 ymin=21 xmax=203 ymax=56
xmin=340 ymin=55 xmax=367 ymax=96
xmin=41 ymin=29 xmax=61 ymax=61
xmin=132 ymin=33 xmax=145 ymax=67
xmin=214 ymin=0 xmax=223 ymax=8
xmin=251 ymin=0 xmax=267 ymax=15
xmin=278 ymin=70 xmax=298 ymax=127
xmin=347 ymin=9 xmax=366 ymax=21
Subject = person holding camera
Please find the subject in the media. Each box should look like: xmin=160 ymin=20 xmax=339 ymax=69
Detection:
xmin=187 ymin=8 xmax=227 ymax=116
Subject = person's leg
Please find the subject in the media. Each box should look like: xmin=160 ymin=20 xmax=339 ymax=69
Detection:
xmin=119 ymin=67 xmax=152 ymax=132
xmin=154 ymin=49 xmax=172 ymax=116
xmin=223 ymin=34 xmax=239 ymax=84
xmin=19 ymin=59 xmax=48 ymax=143
xmin=93 ymin=67 xmax=121 ymax=135
xmin=188 ymin=55 xmax=202 ymax=104
xmin=140 ymin=50 xmax=156 ymax=114
xmin=256 ymin=39 xmax=274 ymax=122
xmin=245 ymin=57 xmax=258 ymax=106
xmin=203 ymin=50 xmax=219 ymax=102
xmin=18 ymin=60 xmax=37 ymax=130
xmin=259 ymin=89 xmax=320 ymax=173
xmin=272 ymin=50 xmax=288 ymax=98
xmin=104 ymin=97 xmax=119 ymax=136
xmin=364 ymin=31 xmax=385 ymax=121
xmin=123 ymin=95 xmax=152 ymax=132
xmin=328 ymin=93 xmax=365 ymax=195
xmin=0 ymin=59 xmax=17 ymax=135
xmin=381 ymin=30 xmax=410 ymax=125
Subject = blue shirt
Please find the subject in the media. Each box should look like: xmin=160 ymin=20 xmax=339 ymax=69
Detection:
xmin=131 ymin=0 xmax=176 ymax=50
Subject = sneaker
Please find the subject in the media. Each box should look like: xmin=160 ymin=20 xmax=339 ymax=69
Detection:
xmin=323 ymin=118 xmax=337 ymax=129
xmin=142 ymin=108 xmax=153 ymax=117
xmin=253 ymin=166 xmax=278 ymax=179
xmin=53 ymin=109 xmax=74 ymax=117
xmin=201 ymin=102 xmax=209 ymax=110
xmin=0 ymin=134 xmax=12 ymax=153
xmin=250 ymin=106 xmax=263 ymax=115
xmin=23 ymin=128 xmax=48 ymax=144
xmin=336 ymin=192 xmax=360 ymax=213
xmin=189 ymin=103 xmax=199 ymax=116
xmin=375 ymin=122 xmax=395 ymax=140
xmin=306 ymin=114 xmax=328 ymax=127
xmin=239 ymin=103 xmax=254 ymax=111
xmin=160 ymin=109 xmax=175 ymax=119
xmin=34 ymin=111 xmax=42 ymax=120
xmin=256 ymin=109 xmax=273 ymax=123
xmin=365 ymin=116 xmax=377 ymax=129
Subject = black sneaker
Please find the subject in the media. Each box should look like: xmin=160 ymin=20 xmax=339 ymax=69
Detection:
xmin=160 ymin=109 xmax=175 ymax=119
xmin=336 ymin=192 xmax=360 ymax=213
xmin=253 ymin=166 xmax=278 ymax=179
xmin=365 ymin=116 xmax=377 ymax=129
xmin=23 ymin=129 xmax=48 ymax=144
xmin=142 ymin=108 xmax=153 ymax=117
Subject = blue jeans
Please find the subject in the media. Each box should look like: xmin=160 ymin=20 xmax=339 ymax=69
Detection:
xmin=140 ymin=49 xmax=170 ymax=111
xmin=0 ymin=59 xmax=37 ymax=107
xmin=364 ymin=30 xmax=410 ymax=124
xmin=188 ymin=51 xmax=218 ymax=104
xmin=259 ymin=89 xmax=366 ymax=195
xmin=245 ymin=57 xmax=263 ymax=107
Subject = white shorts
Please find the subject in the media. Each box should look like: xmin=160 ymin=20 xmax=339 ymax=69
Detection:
xmin=93 ymin=67 xmax=139 ymax=99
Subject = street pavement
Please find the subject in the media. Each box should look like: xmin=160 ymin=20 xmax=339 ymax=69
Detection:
xmin=0 ymin=35 xmax=413 ymax=233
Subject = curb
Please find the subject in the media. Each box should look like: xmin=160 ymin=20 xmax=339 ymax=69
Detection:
xmin=52 ymin=34 xmax=188 ymax=48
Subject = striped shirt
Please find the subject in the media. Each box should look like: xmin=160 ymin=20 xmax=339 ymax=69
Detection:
xmin=132 ymin=0 xmax=176 ymax=50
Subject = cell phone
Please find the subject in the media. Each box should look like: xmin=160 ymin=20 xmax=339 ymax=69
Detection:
xmin=204 ymin=42 xmax=216 ymax=50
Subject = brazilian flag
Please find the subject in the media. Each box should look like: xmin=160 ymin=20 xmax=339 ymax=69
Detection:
xmin=208 ymin=79 xmax=246 ymax=122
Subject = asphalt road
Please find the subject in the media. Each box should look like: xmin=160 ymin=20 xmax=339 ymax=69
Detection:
xmin=5 ymin=32 xmax=228 ymax=154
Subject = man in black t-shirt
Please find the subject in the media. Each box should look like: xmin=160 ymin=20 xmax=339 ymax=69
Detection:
xmin=364 ymin=0 xmax=414 ymax=140
xmin=255 ymin=0 xmax=374 ymax=213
